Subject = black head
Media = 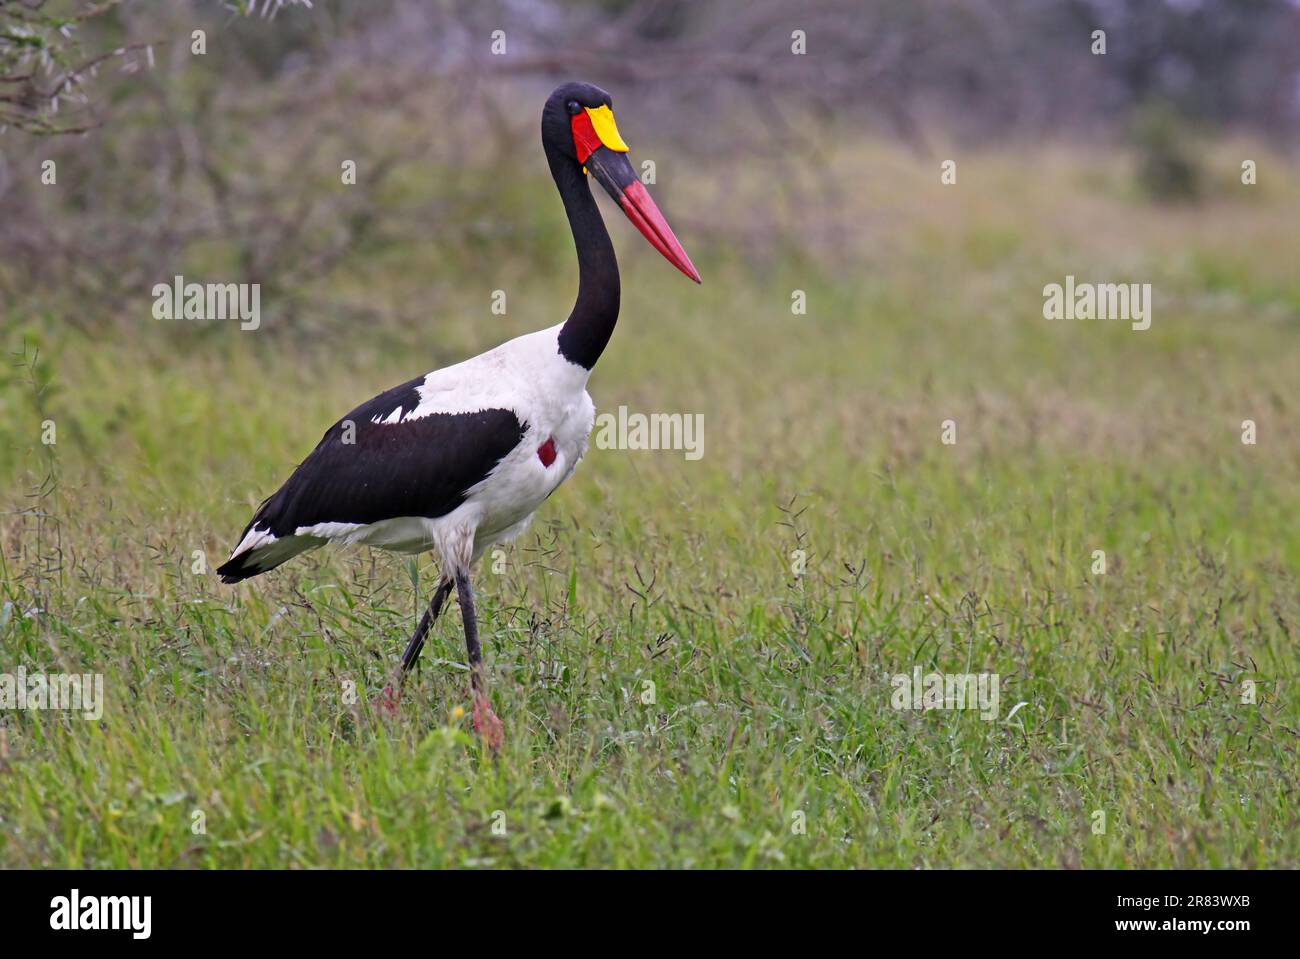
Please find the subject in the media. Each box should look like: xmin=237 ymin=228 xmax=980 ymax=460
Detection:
xmin=541 ymin=81 xmax=614 ymax=162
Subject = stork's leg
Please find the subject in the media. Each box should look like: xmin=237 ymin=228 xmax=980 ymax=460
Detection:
xmin=400 ymin=577 xmax=454 ymax=673
xmin=378 ymin=576 xmax=453 ymax=715
xmin=456 ymin=570 xmax=503 ymax=749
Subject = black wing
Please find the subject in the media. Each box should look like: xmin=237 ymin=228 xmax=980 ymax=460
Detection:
xmin=219 ymin=376 xmax=526 ymax=581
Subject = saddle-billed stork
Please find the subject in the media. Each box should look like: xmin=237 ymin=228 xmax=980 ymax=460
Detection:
xmin=218 ymin=82 xmax=700 ymax=747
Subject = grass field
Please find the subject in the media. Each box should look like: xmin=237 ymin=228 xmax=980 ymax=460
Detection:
xmin=1 ymin=140 xmax=1298 ymax=868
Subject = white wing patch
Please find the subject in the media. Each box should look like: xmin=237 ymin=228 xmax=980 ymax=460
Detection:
xmin=294 ymin=521 xmax=364 ymax=541
xmin=228 ymin=525 xmax=321 ymax=573
xmin=230 ymin=524 xmax=277 ymax=559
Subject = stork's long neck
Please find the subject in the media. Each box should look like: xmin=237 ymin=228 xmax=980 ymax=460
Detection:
xmin=550 ymin=151 xmax=619 ymax=371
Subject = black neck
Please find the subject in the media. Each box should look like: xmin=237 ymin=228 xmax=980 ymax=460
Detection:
xmin=550 ymin=150 xmax=619 ymax=370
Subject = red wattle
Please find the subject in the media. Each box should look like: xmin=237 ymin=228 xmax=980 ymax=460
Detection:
xmin=571 ymin=113 xmax=603 ymax=165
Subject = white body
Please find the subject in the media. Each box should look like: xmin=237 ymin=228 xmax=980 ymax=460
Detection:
xmin=228 ymin=323 xmax=595 ymax=575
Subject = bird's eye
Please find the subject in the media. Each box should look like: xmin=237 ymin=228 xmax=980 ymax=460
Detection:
xmin=566 ymin=100 xmax=582 ymax=116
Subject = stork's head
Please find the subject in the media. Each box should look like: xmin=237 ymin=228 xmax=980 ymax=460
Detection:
xmin=542 ymin=81 xmax=701 ymax=284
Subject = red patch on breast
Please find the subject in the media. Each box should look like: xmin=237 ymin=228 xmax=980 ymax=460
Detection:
xmin=537 ymin=437 xmax=557 ymax=467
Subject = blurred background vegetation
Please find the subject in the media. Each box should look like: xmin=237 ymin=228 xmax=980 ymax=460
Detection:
xmin=2 ymin=0 xmax=1299 ymax=331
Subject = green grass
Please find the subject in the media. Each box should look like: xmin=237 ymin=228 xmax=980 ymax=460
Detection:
xmin=1 ymin=142 xmax=1298 ymax=868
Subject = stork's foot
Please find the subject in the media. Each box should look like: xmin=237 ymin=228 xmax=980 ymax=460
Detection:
xmin=377 ymin=682 xmax=401 ymax=718
xmin=472 ymin=694 xmax=504 ymax=751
